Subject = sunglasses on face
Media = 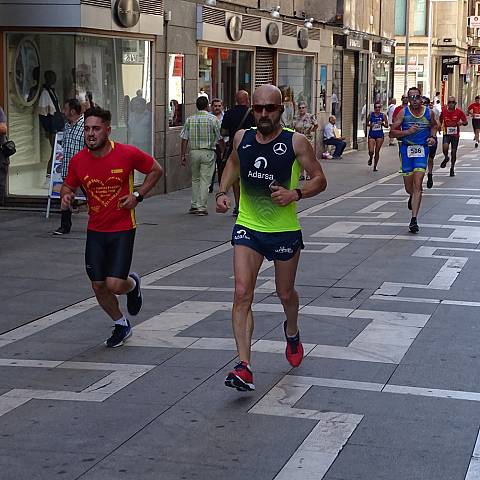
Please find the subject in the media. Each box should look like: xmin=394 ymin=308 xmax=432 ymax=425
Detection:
xmin=448 ymin=101 xmax=456 ymax=104
xmin=252 ymin=104 xmax=282 ymax=113
xmin=408 ymin=94 xmax=422 ymax=100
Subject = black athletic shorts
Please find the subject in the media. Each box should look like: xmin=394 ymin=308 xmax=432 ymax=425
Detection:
xmin=231 ymin=224 xmax=304 ymax=261
xmin=473 ymin=119 xmax=480 ymax=131
xmin=442 ymin=135 xmax=459 ymax=150
xmin=85 ymin=229 xmax=136 ymax=282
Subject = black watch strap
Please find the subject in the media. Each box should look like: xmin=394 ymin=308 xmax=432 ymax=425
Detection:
xmin=133 ymin=191 xmax=144 ymax=202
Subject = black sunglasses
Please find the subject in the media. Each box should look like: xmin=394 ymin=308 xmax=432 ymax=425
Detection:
xmin=408 ymin=94 xmax=422 ymax=100
xmin=448 ymin=101 xmax=456 ymax=104
xmin=252 ymin=104 xmax=282 ymax=113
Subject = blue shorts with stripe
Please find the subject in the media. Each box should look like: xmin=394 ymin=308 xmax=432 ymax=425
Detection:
xmin=399 ymin=143 xmax=428 ymax=176
xmin=231 ymin=224 xmax=304 ymax=261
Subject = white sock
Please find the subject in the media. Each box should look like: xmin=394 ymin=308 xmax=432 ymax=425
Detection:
xmin=115 ymin=317 xmax=129 ymax=327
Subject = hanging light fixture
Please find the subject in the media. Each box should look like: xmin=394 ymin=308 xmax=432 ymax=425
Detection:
xmin=304 ymin=17 xmax=314 ymax=29
xmin=205 ymin=0 xmax=216 ymax=6
xmin=270 ymin=6 xmax=281 ymax=19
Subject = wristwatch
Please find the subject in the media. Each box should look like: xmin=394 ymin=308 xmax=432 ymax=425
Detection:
xmin=132 ymin=191 xmax=144 ymax=203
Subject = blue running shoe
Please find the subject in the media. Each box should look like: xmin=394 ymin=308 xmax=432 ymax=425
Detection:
xmin=105 ymin=320 xmax=132 ymax=348
xmin=127 ymin=272 xmax=143 ymax=316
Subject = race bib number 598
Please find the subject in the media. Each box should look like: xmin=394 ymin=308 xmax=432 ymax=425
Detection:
xmin=407 ymin=145 xmax=425 ymax=158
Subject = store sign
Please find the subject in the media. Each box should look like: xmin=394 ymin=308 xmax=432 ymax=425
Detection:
xmin=394 ymin=64 xmax=423 ymax=73
xmin=382 ymin=42 xmax=392 ymax=55
xmin=122 ymin=52 xmax=144 ymax=64
xmin=114 ymin=0 xmax=140 ymax=28
xmin=469 ymin=16 xmax=480 ymax=28
xmin=297 ymin=28 xmax=309 ymax=49
xmin=347 ymin=37 xmax=362 ymax=50
xmin=442 ymin=56 xmax=459 ymax=65
xmin=266 ymin=22 xmax=279 ymax=45
xmin=468 ymin=53 xmax=480 ymax=64
xmin=226 ymin=16 xmax=243 ymax=41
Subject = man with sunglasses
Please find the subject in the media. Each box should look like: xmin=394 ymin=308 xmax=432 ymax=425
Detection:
xmin=216 ymin=84 xmax=327 ymax=392
xmin=390 ymin=87 xmax=438 ymax=234
xmin=439 ymin=96 xmax=467 ymax=177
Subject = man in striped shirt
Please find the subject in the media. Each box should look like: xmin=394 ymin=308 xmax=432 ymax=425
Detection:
xmin=180 ymin=96 xmax=224 ymax=215
xmin=53 ymin=98 xmax=85 ymax=235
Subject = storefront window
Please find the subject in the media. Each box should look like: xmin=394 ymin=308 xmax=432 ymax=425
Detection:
xmin=168 ymin=54 xmax=184 ymax=127
xmin=6 ymin=33 xmax=152 ymax=196
xmin=373 ymin=58 xmax=392 ymax=111
xmin=319 ymin=65 xmax=327 ymax=112
xmin=332 ymin=50 xmax=343 ymax=129
xmin=277 ymin=53 xmax=314 ymax=128
xmin=357 ymin=53 xmax=369 ymax=141
xmin=395 ymin=0 xmax=407 ymax=36
xmin=198 ymin=46 xmax=253 ymax=110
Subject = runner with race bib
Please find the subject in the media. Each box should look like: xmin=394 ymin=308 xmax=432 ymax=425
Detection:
xmin=367 ymin=102 xmax=388 ymax=172
xmin=389 ymin=87 xmax=438 ymax=234
xmin=439 ymin=96 xmax=467 ymax=177
xmin=467 ymin=95 xmax=480 ymax=149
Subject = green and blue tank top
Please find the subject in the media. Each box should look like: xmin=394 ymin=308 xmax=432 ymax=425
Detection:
xmin=237 ymin=128 xmax=301 ymax=233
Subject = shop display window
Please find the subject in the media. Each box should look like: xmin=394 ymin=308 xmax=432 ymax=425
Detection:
xmin=357 ymin=53 xmax=369 ymax=141
xmin=332 ymin=50 xmax=343 ymax=129
xmin=278 ymin=54 xmax=314 ymax=129
xmin=373 ymin=58 xmax=392 ymax=111
xmin=319 ymin=65 xmax=327 ymax=112
xmin=6 ymin=33 xmax=152 ymax=197
xmin=198 ymin=46 xmax=253 ymax=110
xmin=168 ymin=54 xmax=185 ymax=127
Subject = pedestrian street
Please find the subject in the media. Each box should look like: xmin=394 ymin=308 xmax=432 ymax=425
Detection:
xmin=3 ymin=144 xmax=480 ymax=479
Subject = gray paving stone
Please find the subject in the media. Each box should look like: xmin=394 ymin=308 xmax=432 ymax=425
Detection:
xmin=262 ymin=314 xmax=370 ymax=347
xmin=324 ymin=444 xmax=470 ymax=480
xmin=0 ymin=366 xmax=107 ymax=391
xmin=0 ymin=399 xmax=165 ymax=455
xmin=69 ymin=345 xmax=181 ymax=366
xmin=293 ymin=357 xmax=396 ymax=384
xmin=0 ymin=448 xmax=99 ymax=480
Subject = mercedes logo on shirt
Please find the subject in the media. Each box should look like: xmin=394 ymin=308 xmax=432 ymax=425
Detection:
xmin=273 ymin=143 xmax=287 ymax=155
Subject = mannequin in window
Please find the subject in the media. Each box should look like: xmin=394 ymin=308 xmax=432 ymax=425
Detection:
xmin=38 ymin=70 xmax=65 ymax=187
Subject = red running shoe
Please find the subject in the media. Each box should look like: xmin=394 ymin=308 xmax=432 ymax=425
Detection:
xmin=284 ymin=321 xmax=304 ymax=367
xmin=225 ymin=361 xmax=255 ymax=391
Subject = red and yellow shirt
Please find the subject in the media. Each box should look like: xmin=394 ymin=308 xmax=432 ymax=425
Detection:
xmin=440 ymin=108 xmax=467 ymax=137
xmin=468 ymin=103 xmax=480 ymax=119
xmin=65 ymin=142 xmax=154 ymax=232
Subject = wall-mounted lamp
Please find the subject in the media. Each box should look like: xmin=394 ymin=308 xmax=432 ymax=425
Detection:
xmin=342 ymin=27 xmax=350 ymax=35
xmin=205 ymin=0 xmax=217 ymax=6
xmin=304 ymin=17 xmax=314 ymax=29
xmin=270 ymin=6 xmax=281 ymax=19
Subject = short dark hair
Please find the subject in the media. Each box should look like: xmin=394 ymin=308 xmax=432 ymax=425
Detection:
xmin=407 ymin=87 xmax=421 ymax=97
xmin=196 ymin=96 xmax=209 ymax=110
xmin=65 ymin=98 xmax=82 ymax=115
xmin=476 ymin=95 xmax=480 ymax=100
xmin=84 ymin=106 xmax=111 ymax=124
xmin=211 ymin=98 xmax=222 ymax=105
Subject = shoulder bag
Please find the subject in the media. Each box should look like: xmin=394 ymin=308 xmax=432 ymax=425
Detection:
xmin=221 ymin=107 xmax=252 ymax=163
xmin=1 ymin=137 xmax=16 ymax=158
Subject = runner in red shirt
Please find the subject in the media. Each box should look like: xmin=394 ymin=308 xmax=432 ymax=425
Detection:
xmin=439 ymin=96 xmax=468 ymax=177
xmin=391 ymin=94 xmax=409 ymax=152
xmin=467 ymin=95 xmax=480 ymax=148
xmin=61 ymin=106 xmax=163 ymax=347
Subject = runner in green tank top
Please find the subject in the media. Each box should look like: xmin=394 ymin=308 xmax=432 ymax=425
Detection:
xmin=216 ymin=84 xmax=327 ymax=392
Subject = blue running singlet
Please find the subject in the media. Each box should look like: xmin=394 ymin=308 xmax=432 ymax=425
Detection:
xmin=399 ymin=106 xmax=432 ymax=175
xmin=368 ymin=112 xmax=385 ymax=139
